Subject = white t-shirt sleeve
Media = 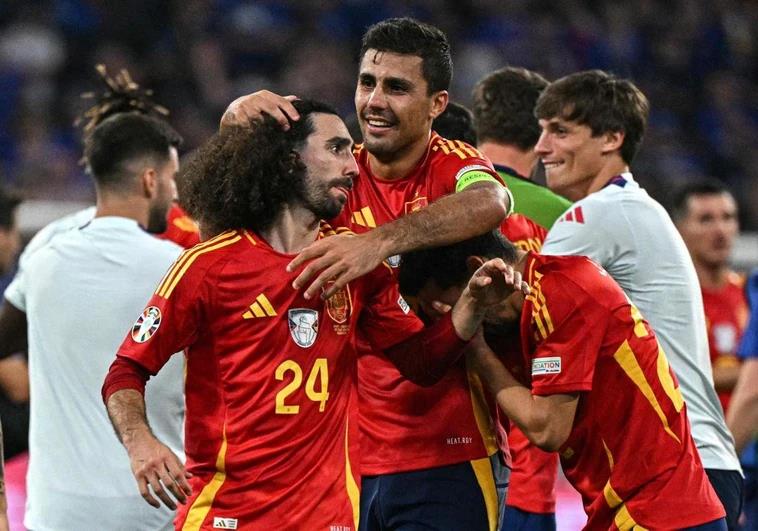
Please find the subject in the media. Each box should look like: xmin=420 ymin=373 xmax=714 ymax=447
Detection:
xmin=4 ymin=207 xmax=96 ymax=312
xmin=541 ymin=200 xmax=614 ymax=268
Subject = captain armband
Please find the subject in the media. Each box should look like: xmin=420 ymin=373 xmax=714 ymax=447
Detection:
xmin=454 ymin=170 xmax=515 ymax=216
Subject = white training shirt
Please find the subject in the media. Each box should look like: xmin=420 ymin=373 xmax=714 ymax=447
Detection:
xmin=542 ymin=173 xmax=741 ymax=472
xmin=12 ymin=216 xmax=185 ymax=531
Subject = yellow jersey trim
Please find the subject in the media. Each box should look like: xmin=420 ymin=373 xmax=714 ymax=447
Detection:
xmin=182 ymin=425 xmax=228 ymax=531
xmin=470 ymin=456 xmax=498 ymax=531
xmin=344 ymin=419 xmax=360 ymax=530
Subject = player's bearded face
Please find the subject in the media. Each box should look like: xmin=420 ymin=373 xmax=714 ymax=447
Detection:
xmin=146 ymin=147 xmax=179 ymax=233
xmin=355 ymin=50 xmax=441 ymax=161
xmin=295 ymin=114 xmax=358 ymax=220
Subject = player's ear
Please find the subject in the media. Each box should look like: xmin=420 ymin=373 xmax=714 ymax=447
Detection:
xmin=429 ymin=90 xmax=448 ymax=120
xmin=602 ymin=130 xmax=625 ymax=155
xmin=139 ymin=168 xmax=158 ymax=199
xmin=465 ymin=255 xmax=485 ymax=274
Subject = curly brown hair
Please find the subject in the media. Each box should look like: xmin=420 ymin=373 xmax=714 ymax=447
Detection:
xmin=472 ymin=67 xmax=548 ymax=150
xmin=179 ymin=99 xmax=340 ymax=234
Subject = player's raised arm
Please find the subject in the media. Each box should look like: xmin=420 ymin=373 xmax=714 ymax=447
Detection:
xmin=290 ymin=181 xmax=512 ymax=300
xmin=103 ymin=364 xmax=191 ymax=510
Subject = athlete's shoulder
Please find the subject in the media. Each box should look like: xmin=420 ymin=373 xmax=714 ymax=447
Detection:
xmin=153 ymin=230 xmax=246 ymax=300
xmin=429 ymin=133 xmax=494 ymax=170
xmin=531 ymin=253 xmax=616 ymax=304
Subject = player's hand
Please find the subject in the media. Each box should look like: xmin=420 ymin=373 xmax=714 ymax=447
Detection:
xmin=220 ymin=91 xmax=300 ymax=130
xmin=125 ymin=431 xmax=192 ymax=510
xmin=287 ymin=232 xmax=386 ymax=300
xmin=467 ymin=258 xmax=530 ymax=307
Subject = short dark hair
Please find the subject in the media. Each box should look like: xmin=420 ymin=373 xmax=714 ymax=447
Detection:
xmin=0 ymin=187 xmax=21 ymax=230
xmin=535 ymin=70 xmax=649 ymax=164
xmin=670 ymin=179 xmax=734 ymax=222
xmin=399 ymin=231 xmax=518 ymax=296
xmin=180 ymin=99 xmax=340 ymax=234
xmin=472 ymin=67 xmax=549 ymax=150
xmin=432 ymin=102 xmax=477 ymax=146
xmin=360 ymin=17 xmax=452 ymax=94
xmin=84 ymin=112 xmax=182 ymax=190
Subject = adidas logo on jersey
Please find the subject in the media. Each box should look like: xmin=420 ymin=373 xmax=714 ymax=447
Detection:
xmin=213 ymin=517 xmax=238 ymax=529
xmin=242 ymin=294 xmax=277 ymax=319
xmin=560 ymin=205 xmax=585 ymax=224
xmin=352 ymin=206 xmax=376 ymax=228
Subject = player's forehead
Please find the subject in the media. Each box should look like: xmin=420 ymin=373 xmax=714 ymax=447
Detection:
xmin=308 ymin=113 xmax=352 ymax=143
xmin=358 ymin=49 xmax=424 ymax=83
xmin=538 ymin=115 xmax=584 ymax=130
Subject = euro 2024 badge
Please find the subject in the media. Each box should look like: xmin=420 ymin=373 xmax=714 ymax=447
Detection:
xmin=132 ymin=306 xmax=162 ymax=343
xmin=323 ymin=281 xmax=352 ymax=335
xmin=288 ymin=309 xmax=319 ymax=348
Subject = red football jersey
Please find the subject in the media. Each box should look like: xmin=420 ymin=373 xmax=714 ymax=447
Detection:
xmin=116 ymin=228 xmax=423 ymax=530
xmin=702 ymin=272 xmax=748 ymax=413
xmin=500 ymin=213 xmax=547 ymax=254
xmin=520 ymin=253 xmax=725 ymax=529
xmin=157 ymin=203 xmax=201 ymax=249
xmin=330 ymin=133 xmax=503 ymax=474
xmin=496 ymin=215 xmax=558 ymax=514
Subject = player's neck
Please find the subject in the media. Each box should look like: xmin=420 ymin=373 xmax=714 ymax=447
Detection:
xmin=695 ymin=261 xmax=731 ymax=290
xmin=477 ymin=142 xmax=537 ymax=178
xmin=94 ymin=192 xmax=148 ymax=228
xmin=262 ymin=205 xmax=320 ymax=254
xmin=366 ymin=133 xmax=431 ymax=181
xmin=584 ymin=157 xmax=630 ymax=197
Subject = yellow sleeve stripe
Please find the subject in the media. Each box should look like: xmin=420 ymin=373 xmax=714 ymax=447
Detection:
xmin=454 ymin=140 xmax=480 ymax=158
xmin=182 ymin=424 xmax=228 ymax=530
xmin=156 ymin=231 xmax=241 ymax=299
xmin=602 ymin=438 xmax=615 ymax=470
xmin=613 ymin=340 xmax=681 ymax=444
xmin=656 ymin=347 xmax=684 ymax=412
xmin=604 ymin=480 xmax=623 ymax=508
xmin=242 ymin=230 xmax=257 ymax=246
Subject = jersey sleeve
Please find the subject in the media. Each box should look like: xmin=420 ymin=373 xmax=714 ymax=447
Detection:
xmin=529 ymin=276 xmax=609 ymax=395
xmin=541 ymin=200 xmax=616 ymax=267
xmin=115 ymin=251 xmax=212 ymax=373
xmin=738 ymin=270 xmax=758 ymax=360
xmin=358 ymin=263 xmax=425 ymax=350
xmin=429 ymin=136 xmax=508 ymax=200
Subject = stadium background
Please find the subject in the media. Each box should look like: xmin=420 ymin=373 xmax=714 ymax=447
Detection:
xmin=0 ymin=0 xmax=756 ymax=529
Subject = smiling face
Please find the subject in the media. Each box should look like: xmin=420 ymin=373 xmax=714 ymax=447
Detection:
xmin=296 ymin=113 xmax=358 ymax=220
xmin=534 ymin=116 xmax=624 ymax=201
xmin=677 ymin=192 xmax=739 ymax=270
xmin=355 ymin=49 xmax=447 ymax=162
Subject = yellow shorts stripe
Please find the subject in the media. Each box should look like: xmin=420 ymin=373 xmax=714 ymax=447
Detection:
xmin=470 ymin=456 xmax=498 ymax=531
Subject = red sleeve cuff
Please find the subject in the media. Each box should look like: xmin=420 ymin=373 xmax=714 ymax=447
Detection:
xmin=101 ymin=356 xmax=153 ymax=405
xmin=383 ymin=312 xmax=469 ymax=386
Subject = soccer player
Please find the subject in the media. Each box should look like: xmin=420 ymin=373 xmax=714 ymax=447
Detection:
xmin=399 ymin=231 xmax=728 ymax=530
xmin=672 ymin=181 xmax=746 ymax=413
xmin=473 ymin=66 xmax=576 ymax=530
xmin=102 ymin=99 xmax=522 ymax=530
xmin=536 ymin=70 xmax=743 ymax=528
xmin=221 ymin=18 xmax=512 ymax=529
xmin=0 ymin=68 xmax=186 ymax=530
xmin=473 ymin=67 xmax=571 ymax=230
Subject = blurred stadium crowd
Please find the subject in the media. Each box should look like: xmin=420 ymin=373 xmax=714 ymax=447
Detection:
xmin=0 ymin=0 xmax=756 ymax=224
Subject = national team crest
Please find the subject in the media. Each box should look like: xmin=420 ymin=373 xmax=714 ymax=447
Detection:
xmin=288 ymin=309 xmax=319 ymax=348
xmin=404 ymin=196 xmax=428 ymax=214
xmin=132 ymin=306 xmax=162 ymax=343
xmin=324 ymin=282 xmax=352 ymax=335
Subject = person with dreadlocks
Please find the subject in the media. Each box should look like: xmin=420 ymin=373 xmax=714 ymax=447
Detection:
xmin=0 ymin=65 xmax=187 ymax=530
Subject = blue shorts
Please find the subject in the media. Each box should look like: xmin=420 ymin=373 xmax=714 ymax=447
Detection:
xmin=359 ymin=457 xmax=498 ymax=530
xmin=500 ymin=505 xmax=555 ymax=531
xmin=705 ymin=468 xmax=744 ymax=530
xmin=682 ymin=518 xmax=728 ymax=530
